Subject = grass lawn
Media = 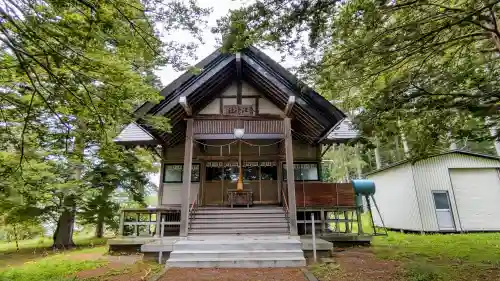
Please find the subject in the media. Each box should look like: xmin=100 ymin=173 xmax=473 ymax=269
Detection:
xmin=311 ymin=231 xmax=500 ymax=281
xmin=0 ymin=236 xmax=109 ymax=269
xmin=374 ymin=232 xmax=500 ymax=281
xmin=0 ymin=247 xmax=108 ymax=281
xmin=0 ymin=236 xmax=162 ymax=281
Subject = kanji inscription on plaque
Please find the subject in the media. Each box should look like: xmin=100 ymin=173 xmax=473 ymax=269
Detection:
xmin=223 ymin=105 xmax=255 ymax=116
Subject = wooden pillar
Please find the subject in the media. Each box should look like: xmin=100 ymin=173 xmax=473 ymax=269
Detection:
xmin=157 ymin=145 xmax=166 ymax=206
xmin=320 ymin=208 xmax=326 ymax=235
xmin=180 ymin=119 xmax=194 ymax=237
xmin=155 ymin=211 xmax=161 ymax=237
xmin=118 ymin=210 xmax=125 ymax=237
xmin=284 ymin=118 xmax=298 ymax=236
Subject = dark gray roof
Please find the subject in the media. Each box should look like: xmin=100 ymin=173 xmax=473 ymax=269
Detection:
xmin=365 ymin=150 xmax=500 ymax=176
xmin=131 ymin=46 xmax=346 ymax=146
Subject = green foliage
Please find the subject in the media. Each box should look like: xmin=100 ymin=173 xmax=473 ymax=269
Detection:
xmin=0 ymin=236 xmax=108 ymax=255
xmin=0 ymin=247 xmax=107 ymax=281
xmin=217 ymin=0 xmax=500 ymax=158
xmin=0 ymin=0 xmax=209 ymax=246
xmin=143 ymin=115 xmax=172 ymax=133
xmin=404 ymin=262 xmax=443 ymax=281
xmin=373 ymin=232 xmax=500 ymax=280
xmin=80 ymin=144 xmax=158 ymax=236
xmin=0 ymin=221 xmax=44 ymax=242
xmin=322 ymin=144 xmax=366 ymax=181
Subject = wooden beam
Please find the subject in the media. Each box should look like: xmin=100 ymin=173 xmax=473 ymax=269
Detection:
xmin=179 ymin=119 xmax=194 ymax=237
xmin=284 ymin=117 xmax=298 ymax=236
xmin=236 ymin=53 xmax=242 ymax=105
xmin=236 ymin=52 xmax=242 ymax=79
xmin=179 ymin=96 xmax=192 ymax=116
xmin=321 ymin=143 xmax=333 ymax=158
xmin=284 ymin=96 xmax=295 ymax=117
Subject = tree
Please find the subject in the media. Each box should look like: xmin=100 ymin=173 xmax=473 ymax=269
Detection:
xmin=215 ymin=0 xmax=500 ymax=157
xmin=0 ymin=0 xmax=210 ymax=248
xmin=80 ymin=145 xmax=156 ymax=238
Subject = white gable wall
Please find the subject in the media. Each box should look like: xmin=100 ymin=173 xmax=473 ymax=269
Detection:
xmin=412 ymin=154 xmax=500 ymax=231
xmin=114 ymin=122 xmax=154 ymax=142
xmin=368 ymin=163 xmax=422 ymax=231
xmin=197 ymin=81 xmax=283 ymax=115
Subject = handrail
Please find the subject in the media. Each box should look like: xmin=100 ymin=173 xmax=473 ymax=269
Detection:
xmin=282 ymin=189 xmax=289 ymax=213
xmin=281 ymin=188 xmax=290 ymax=234
xmin=188 ymin=194 xmax=198 ymax=232
xmin=189 ymin=197 xmax=197 ymax=214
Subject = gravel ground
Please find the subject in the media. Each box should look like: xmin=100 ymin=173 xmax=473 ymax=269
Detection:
xmin=159 ymin=268 xmax=308 ymax=281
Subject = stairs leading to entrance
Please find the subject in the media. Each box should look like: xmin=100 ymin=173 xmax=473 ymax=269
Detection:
xmin=166 ymin=236 xmax=306 ymax=268
xmin=166 ymin=206 xmax=305 ymax=268
xmin=188 ymin=206 xmax=290 ymax=236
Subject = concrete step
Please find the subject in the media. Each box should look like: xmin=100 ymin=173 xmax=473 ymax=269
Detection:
xmin=198 ymin=205 xmax=283 ymax=210
xmin=174 ymin=239 xmax=301 ymax=251
xmin=191 ymin=218 xmax=286 ymax=224
xmin=166 ymin=257 xmax=306 ymax=268
xmin=194 ymin=213 xmax=286 ymax=219
xmin=170 ymin=249 xmax=303 ymax=259
xmin=186 ymin=235 xmax=293 ymax=241
xmin=188 ymin=228 xmax=289 ymax=235
xmin=190 ymin=222 xmax=288 ymax=229
xmin=196 ymin=209 xmax=285 ymax=215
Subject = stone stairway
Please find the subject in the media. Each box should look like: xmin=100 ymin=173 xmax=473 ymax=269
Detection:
xmin=166 ymin=236 xmax=306 ymax=268
xmin=166 ymin=206 xmax=306 ymax=268
xmin=188 ymin=206 xmax=290 ymax=235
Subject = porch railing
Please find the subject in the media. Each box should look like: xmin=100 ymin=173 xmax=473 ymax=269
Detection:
xmin=188 ymin=196 xmax=198 ymax=231
xmin=281 ymin=188 xmax=291 ymax=234
xmin=118 ymin=208 xmax=181 ymax=237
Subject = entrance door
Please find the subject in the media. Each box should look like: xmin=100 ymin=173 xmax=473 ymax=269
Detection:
xmin=432 ymin=191 xmax=455 ymax=231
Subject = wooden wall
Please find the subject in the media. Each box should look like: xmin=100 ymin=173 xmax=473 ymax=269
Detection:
xmin=294 ymin=182 xmax=356 ymax=208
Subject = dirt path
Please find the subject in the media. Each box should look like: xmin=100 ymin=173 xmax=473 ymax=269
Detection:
xmin=311 ymin=248 xmax=404 ymax=281
xmin=159 ymin=268 xmax=308 ymax=281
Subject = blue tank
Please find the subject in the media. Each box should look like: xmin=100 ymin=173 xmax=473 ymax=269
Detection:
xmin=352 ymin=179 xmax=376 ymax=195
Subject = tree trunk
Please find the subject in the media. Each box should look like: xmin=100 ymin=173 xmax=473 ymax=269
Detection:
xmin=53 ymin=124 xmax=85 ymax=249
xmin=95 ymin=214 xmax=104 ymax=238
xmin=53 ymin=196 xmax=76 ymax=249
xmin=13 ymin=224 xmax=19 ymax=251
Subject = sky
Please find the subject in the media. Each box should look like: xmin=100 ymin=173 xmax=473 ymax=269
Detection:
xmin=149 ymin=0 xmax=247 ymax=189
xmin=155 ymin=0 xmax=295 ymax=86
xmin=148 ymin=0 xmax=295 ymax=190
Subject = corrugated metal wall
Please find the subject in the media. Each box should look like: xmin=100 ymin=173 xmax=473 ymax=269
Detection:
xmin=368 ymin=163 xmax=423 ymax=231
xmin=412 ymin=153 xmax=500 ymax=231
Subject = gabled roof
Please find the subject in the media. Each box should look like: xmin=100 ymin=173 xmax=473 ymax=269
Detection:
xmin=365 ymin=150 xmax=500 ymax=176
xmin=129 ymin=46 xmax=348 ymax=146
xmin=114 ymin=122 xmax=158 ymax=145
xmin=326 ymin=118 xmax=359 ymax=143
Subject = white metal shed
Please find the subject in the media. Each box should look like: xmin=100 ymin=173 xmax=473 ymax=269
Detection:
xmin=366 ymin=150 xmax=500 ymax=232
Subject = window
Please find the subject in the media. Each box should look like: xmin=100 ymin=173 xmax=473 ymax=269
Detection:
xmin=433 ymin=192 xmax=451 ymax=210
xmin=283 ymin=162 xmax=320 ymax=181
xmin=205 ymin=161 xmax=277 ymax=181
xmin=244 ymin=162 xmax=259 ymax=181
xmin=206 ymin=162 xmax=224 ymax=181
xmin=163 ymin=164 xmax=200 ymax=183
xmin=206 ymin=162 xmax=239 ymax=181
xmin=260 ymin=162 xmax=277 ymax=180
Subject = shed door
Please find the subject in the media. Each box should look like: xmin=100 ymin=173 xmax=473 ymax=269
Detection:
xmin=432 ymin=191 xmax=455 ymax=231
xmin=449 ymin=168 xmax=500 ymax=231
